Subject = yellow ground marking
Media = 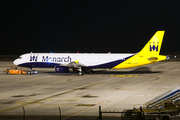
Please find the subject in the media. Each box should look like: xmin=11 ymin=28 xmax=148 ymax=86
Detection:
xmin=0 ymin=82 xmax=102 ymax=113
xmin=35 ymin=102 xmax=44 ymax=105
xmin=62 ymin=101 xmax=105 ymax=120
xmin=42 ymin=104 xmax=77 ymax=106
xmin=140 ymin=95 xmax=151 ymax=97
xmin=66 ymin=98 xmax=79 ymax=101
xmin=110 ymin=75 xmax=139 ymax=77
xmin=77 ymin=104 xmax=95 ymax=106
xmin=16 ymin=102 xmax=44 ymax=105
xmin=16 ymin=99 xmax=52 ymax=105
xmin=118 ymin=89 xmax=133 ymax=90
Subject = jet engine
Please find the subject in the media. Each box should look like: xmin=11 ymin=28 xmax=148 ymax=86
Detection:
xmin=55 ymin=66 xmax=69 ymax=73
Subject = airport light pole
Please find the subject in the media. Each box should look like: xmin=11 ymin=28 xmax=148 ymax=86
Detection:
xmin=22 ymin=106 xmax=25 ymax=120
xmin=58 ymin=107 xmax=61 ymax=120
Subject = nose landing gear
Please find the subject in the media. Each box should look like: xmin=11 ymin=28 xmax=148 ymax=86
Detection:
xmin=27 ymin=67 xmax=37 ymax=75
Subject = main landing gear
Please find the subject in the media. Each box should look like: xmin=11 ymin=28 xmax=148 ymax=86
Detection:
xmin=77 ymin=67 xmax=84 ymax=76
xmin=76 ymin=67 xmax=94 ymax=76
xmin=89 ymin=69 xmax=94 ymax=74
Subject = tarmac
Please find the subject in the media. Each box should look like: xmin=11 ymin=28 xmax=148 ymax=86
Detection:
xmin=0 ymin=61 xmax=180 ymax=120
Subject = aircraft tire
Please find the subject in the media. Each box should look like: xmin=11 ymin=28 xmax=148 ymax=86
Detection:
xmin=89 ymin=70 xmax=94 ymax=75
xmin=27 ymin=71 xmax=31 ymax=75
xmin=162 ymin=116 xmax=169 ymax=120
xmin=78 ymin=71 xmax=84 ymax=76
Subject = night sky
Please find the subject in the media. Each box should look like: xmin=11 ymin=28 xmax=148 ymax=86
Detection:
xmin=1 ymin=1 xmax=180 ymax=55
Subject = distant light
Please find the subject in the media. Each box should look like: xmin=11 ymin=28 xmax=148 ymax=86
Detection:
xmin=50 ymin=52 xmax=52 ymax=53
xmin=174 ymin=56 xmax=176 ymax=58
xmin=167 ymin=57 xmax=170 ymax=60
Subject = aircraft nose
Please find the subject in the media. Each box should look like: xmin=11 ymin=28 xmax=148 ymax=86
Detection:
xmin=13 ymin=59 xmax=19 ymax=66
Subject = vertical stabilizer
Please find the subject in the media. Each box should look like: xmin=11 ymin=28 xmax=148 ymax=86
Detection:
xmin=139 ymin=31 xmax=165 ymax=55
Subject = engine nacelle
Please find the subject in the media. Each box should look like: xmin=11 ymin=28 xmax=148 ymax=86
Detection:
xmin=55 ymin=66 xmax=69 ymax=73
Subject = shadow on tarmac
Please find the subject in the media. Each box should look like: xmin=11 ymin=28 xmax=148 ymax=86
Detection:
xmin=44 ymin=67 xmax=161 ymax=75
xmin=93 ymin=67 xmax=161 ymax=74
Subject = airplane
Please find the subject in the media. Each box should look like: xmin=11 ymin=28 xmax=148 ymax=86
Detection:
xmin=13 ymin=31 xmax=167 ymax=75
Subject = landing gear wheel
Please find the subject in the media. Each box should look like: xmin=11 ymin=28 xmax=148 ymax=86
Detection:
xmin=89 ymin=70 xmax=94 ymax=75
xmin=27 ymin=71 xmax=31 ymax=75
xmin=77 ymin=67 xmax=84 ymax=76
xmin=162 ymin=116 xmax=169 ymax=120
xmin=78 ymin=71 xmax=84 ymax=76
xmin=7 ymin=72 xmax=10 ymax=74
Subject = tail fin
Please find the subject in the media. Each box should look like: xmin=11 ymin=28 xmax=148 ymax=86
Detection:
xmin=139 ymin=31 xmax=165 ymax=55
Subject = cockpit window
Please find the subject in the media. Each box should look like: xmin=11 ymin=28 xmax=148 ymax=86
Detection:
xmin=18 ymin=57 xmax=22 ymax=59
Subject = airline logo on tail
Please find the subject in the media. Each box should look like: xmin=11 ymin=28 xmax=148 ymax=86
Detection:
xmin=149 ymin=42 xmax=159 ymax=51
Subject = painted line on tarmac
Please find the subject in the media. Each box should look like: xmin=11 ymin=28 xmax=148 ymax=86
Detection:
xmin=77 ymin=104 xmax=95 ymax=106
xmin=62 ymin=101 xmax=105 ymax=120
xmin=0 ymin=82 xmax=103 ymax=113
xmin=110 ymin=75 xmax=139 ymax=77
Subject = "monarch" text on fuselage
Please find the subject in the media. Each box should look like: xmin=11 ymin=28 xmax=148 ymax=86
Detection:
xmin=42 ymin=56 xmax=72 ymax=63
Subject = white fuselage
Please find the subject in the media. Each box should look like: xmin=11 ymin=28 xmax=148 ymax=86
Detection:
xmin=14 ymin=53 xmax=134 ymax=69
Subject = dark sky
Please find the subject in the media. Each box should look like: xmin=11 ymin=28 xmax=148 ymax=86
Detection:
xmin=1 ymin=1 xmax=180 ymax=55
